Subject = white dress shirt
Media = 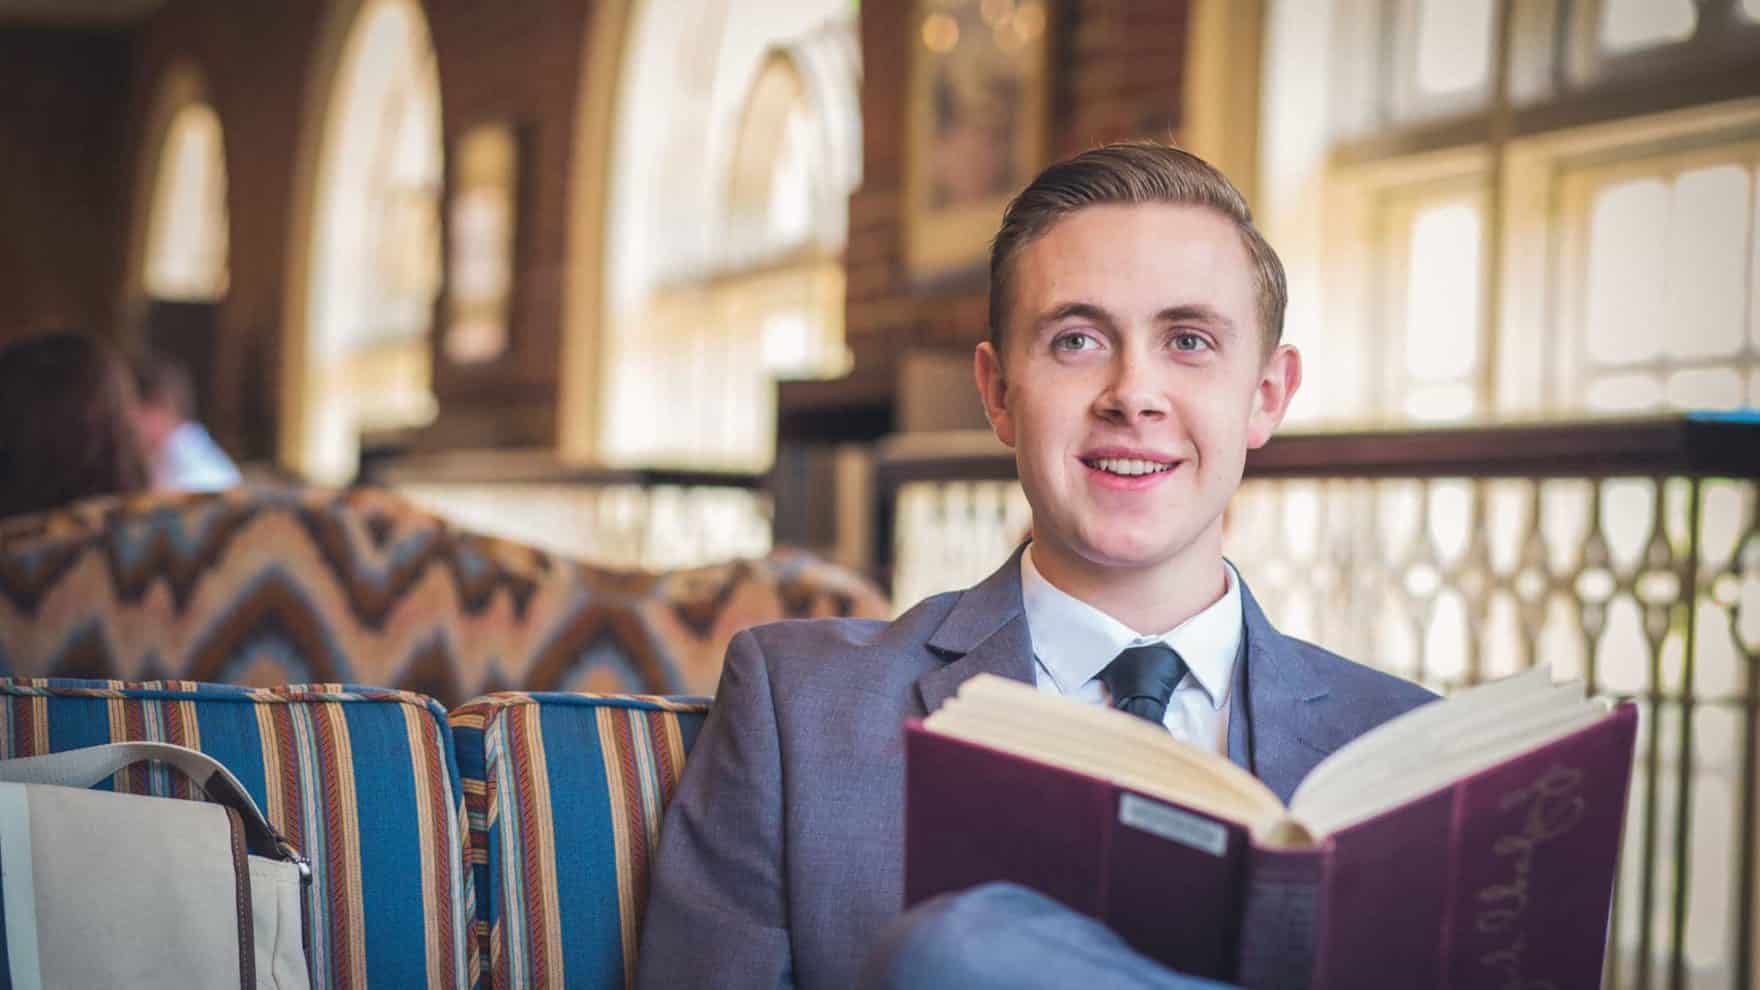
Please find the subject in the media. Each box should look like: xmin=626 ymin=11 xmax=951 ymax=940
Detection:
xmin=156 ymin=422 xmax=241 ymax=492
xmin=1021 ymin=545 xmax=1241 ymax=753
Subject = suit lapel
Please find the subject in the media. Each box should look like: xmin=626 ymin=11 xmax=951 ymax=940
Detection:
xmin=914 ymin=546 xmax=1037 ymax=717
xmin=1225 ymin=632 xmax=1253 ymax=770
xmin=913 ymin=554 xmax=1358 ymax=806
xmin=1234 ymin=576 xmax=1337 ymax=805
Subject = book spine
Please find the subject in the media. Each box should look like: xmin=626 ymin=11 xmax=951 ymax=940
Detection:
xmin=1234 ymin=843 xmax=1328 ymax=990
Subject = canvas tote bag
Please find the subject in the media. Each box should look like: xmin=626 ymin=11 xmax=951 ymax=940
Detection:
xmin=0 ymin=741 xmax=311 ymax=989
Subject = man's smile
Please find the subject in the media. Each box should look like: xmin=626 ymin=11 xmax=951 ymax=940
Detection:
xmin=1078 ymin=446 xmax=1183 ymax=488
xmin=1082 ymin=456 xmax=1174 ymax=476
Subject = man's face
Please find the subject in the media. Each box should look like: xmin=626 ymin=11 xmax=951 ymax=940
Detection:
xmin=975 ymin=203 xmax=1300 ymax=587
xmin=135 ymin=399 xmax=177 ymax=459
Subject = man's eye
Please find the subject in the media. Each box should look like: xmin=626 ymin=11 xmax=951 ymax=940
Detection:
xmin=1172 ymin=333 xmax=1209 ymax=352
xmin=1052 ymin=333 xmax=1098 ymax=352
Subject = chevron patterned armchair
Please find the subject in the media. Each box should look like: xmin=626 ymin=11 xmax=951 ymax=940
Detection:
xmin=0 ymin=485 xmax=889 ymax=706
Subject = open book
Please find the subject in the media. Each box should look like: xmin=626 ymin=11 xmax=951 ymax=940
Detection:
xmin=905 ymin=668 xmax=1638 ymax=989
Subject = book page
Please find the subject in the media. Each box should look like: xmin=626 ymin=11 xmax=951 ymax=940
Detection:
xmin=925 ymin=675 xmax=1288 ymax=831
xmin=1289 ymin=667 xmax=1608 ymax=836
xmin=942 ymin=677 xmax=1279 ymax=812
xmin=1290 ymin=667 xmax=1561 ymax=803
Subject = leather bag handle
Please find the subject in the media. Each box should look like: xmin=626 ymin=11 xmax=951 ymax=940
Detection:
xmin=0 ymin=741 xmax=308 ymax=876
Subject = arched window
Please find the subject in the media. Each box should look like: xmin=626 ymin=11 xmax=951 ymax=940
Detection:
xmin=299 ymin=0 xmax=443 ymax=483
xmin=142 ymin=102 xmax=229 ymax=302
xmin=598 ymin=1 xmax=861 ymax=471
xmin=722 ymin=45 xmax=861 ymax=383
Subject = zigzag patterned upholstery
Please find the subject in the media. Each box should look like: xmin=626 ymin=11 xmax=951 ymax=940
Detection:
xmin=0 ymin=677 xmax=473 ymax=990
xmin=449 ymin=692 xmax=708 ymax=990
xmin=0 ymin=487 xmax=889 ymax=706
xmin=628 ymin=547 xmax=889 ymax=695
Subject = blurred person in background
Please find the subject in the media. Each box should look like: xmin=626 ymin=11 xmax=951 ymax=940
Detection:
xmin=0 ymin=331 xmax=151 ymax=519
xmin=133 ymin=350 xmax=240 ymax=492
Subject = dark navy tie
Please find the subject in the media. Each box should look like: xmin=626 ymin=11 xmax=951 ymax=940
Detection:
xmin=1097 ymin=643 xmax=1188 ymax=727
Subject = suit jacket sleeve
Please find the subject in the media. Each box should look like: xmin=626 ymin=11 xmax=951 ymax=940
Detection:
xmin=636 ymin=628 xmax=794 ymax=988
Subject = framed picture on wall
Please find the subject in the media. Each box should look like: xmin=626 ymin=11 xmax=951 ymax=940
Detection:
xmin=444 ymin=122 xmax=519 ymax=365
xmin=905 ymin=0 xmax=1052 ymax=280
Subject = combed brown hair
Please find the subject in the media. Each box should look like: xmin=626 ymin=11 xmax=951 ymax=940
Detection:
xmin=0 ymin=332 xmax=150 ymax=519
xmin=987 ymin=141 xmax=1287 ymax=356
xmin=134 ymin=350 xmax=196 ymax=420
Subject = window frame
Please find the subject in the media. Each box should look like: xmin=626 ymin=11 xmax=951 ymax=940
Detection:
xmin=1551 ymin=133 xmax=1760 ymax=414
xmin=1318 ymin=0 xmax=1760 ymax=425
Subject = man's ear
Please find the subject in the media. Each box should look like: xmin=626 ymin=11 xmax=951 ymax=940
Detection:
xmin=1245 ymin=344 xmax=1301 ymax=450
xmin=974 ymin=341 xmax=1016 ymax=447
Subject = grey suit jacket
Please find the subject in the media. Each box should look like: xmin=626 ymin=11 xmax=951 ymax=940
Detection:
xmin=635 ymin=549 xmax=1438 ymax=989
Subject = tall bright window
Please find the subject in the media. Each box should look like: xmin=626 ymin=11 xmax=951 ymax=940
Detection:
xmin=1378 ymin=190 xmax=1486 ymax=421
xmin=1598 ymin=0 xmax=1696 ymax=53
xmin=601 ymin=1 xmax=860 ymax=471
xmin=1561 ymin=152 xmax=1760 ymax=414
xmin=1411 ymin=0 xmax=1494 ymax=96
xmin=298 ymin=0 xmax=443 ymax=483
xmin=143 ymin=103 xmax=229 ymax=302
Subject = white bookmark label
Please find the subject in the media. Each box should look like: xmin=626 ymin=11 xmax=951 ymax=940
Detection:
xmin=1119 ymin=793 xmax=1229 ymax=857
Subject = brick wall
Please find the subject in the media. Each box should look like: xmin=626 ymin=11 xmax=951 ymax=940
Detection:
xmin=420 ymin=0 xmax=593 ymax=450
xmin=843 ymin=0 xmax=1191 ymax=384
xmin=0 ymin=29 xmax=132 ymax=350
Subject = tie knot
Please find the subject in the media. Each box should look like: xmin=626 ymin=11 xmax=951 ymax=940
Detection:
xmin=1098 ymin=643 xmax=1188 ymax=726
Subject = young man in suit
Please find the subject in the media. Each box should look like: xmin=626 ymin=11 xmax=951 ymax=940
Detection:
xmin=636 ymin=142 xmax=1436 ymax=989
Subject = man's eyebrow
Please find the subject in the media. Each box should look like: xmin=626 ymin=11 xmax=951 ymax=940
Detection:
xmin=1030 ymin=301 xmax=1243 ymax=340
xmin=1157 ymin=304 xmax=1238 ymax=336
xmin=1034 ymin=302 xmax=1116 ymax=331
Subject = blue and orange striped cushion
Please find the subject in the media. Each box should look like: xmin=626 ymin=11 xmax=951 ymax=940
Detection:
xmin=449 ymin=692 xmax=708 ymax=990
xmin=0 ymin=678 xmax=473 ymax=989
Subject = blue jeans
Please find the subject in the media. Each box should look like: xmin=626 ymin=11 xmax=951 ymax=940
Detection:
xmin=859 ymin=884 xmax=1241 ymax=990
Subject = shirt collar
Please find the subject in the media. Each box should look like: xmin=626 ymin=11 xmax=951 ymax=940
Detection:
xmin=1020 ymin=545 xmax=1241 ymax=711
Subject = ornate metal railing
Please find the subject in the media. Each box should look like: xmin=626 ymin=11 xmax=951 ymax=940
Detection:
xmin=374 ymin=450 xmax=771 ymax=570
xmin=876 ymin=414 xmax=1760 ymax=990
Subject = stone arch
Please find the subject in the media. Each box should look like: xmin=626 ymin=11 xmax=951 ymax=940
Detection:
xmin=557 ymin=0 xmax=632 ymax=463
xmin=281 ymin=0 xmax=443 ymax=483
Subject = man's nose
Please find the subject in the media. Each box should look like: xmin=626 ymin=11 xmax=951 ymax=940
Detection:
xmin=1096 ymin=351 xmax=1169 ymax=423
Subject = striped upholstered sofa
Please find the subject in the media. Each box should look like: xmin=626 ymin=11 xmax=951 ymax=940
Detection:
xmin=0 ymin=676 xmax=710 ymax=989
xmin=0 ymin=488 xmax=887 ymax=986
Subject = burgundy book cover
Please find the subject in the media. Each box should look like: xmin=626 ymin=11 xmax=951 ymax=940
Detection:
xmin=1437 ymin=702 xmax=1637 ymax=989
xmin=906 ymin=703 xmax=1637 ymax=990
xmin=1315 ymin=703 xmax=1638 ymax=989
xmin=1310 ymin=785 xmax=1458 ymax=986
xmin=904 ymin=724 xmax=1251 ymax=981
